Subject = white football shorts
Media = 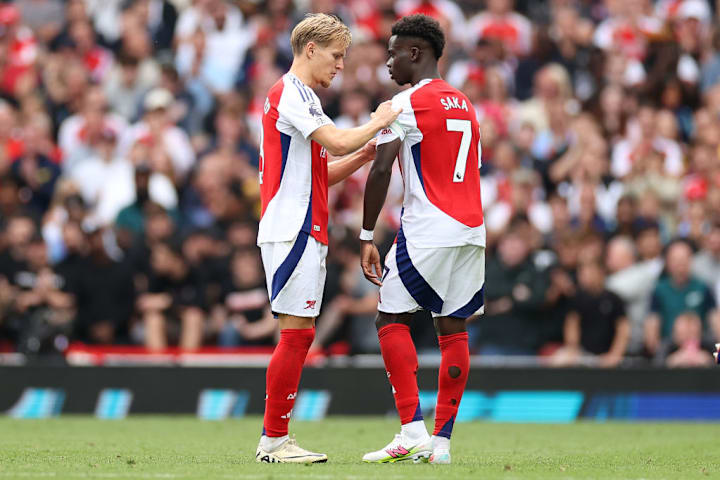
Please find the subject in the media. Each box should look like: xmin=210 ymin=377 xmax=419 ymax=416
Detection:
xmin=378 ymin=229 xmax=485 ymax=318
xmin=259 ymin=231 xmax=328 ymax=318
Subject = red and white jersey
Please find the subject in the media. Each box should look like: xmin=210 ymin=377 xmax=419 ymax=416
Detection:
xmin=258 ymin=73 xmax=334 ymax=245
xmin=377 ymin=78 xmax=485 ymax=249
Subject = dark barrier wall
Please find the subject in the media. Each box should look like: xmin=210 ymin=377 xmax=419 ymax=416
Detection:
xmin=2 ymin=366 xmax=720 ymax=415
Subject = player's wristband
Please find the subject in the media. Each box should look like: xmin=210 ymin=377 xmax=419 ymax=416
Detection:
xmin=359 ymin=229 xmax=374 ymax=241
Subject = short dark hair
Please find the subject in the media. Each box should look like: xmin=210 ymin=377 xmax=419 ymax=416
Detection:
xmin=391 ymin=14 xmax=445 ymax=59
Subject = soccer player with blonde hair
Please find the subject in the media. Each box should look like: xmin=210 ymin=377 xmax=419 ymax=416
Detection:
xmin=255 ymin=13 xmax=400 ymax=463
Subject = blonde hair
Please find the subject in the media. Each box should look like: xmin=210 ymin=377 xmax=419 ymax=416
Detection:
xmin=290 ymin=13 xmax=352 ymax=57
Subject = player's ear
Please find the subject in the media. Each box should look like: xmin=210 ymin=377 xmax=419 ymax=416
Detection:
xmin=306 ymin=41 xmax=316 ymax=58
xmin=409 ymin=46 xmax=420 ymax=62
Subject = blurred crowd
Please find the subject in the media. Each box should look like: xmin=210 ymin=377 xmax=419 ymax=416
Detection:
xmin=0 ymin=0 xmax=719 ymax=367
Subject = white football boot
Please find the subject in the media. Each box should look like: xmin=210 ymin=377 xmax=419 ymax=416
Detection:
xmin=255 ymin=437 xmax=327 ymax=464
xmin=429 ymin=447 xmax=451 ymax=464
xmin=428 ymin=435 xmax=451 ymax=464
xmin=362 ymin=432 xmax=432 ymax=463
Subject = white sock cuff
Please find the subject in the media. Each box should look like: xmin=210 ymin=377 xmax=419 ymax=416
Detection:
xmin=260 ymin=434 xmax=289 ymax=452
xmin=401 ymin=420 xmax=429 ymax=441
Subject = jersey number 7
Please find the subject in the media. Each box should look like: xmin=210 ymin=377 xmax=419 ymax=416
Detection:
xmin=446 ymin=119 xmax=471 ymax=183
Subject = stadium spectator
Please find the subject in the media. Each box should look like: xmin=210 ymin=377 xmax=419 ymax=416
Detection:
xmin=0 ymin=214 xmax=37 ymax=284
xmin=174 ymin=0 xmax=256 ymax=95
xmin=9 ymin=122 xmax=62 ymax=213
xmin=2 ymin=232 xmax=74 ymax=354
xmin=0 ymin=177 xmax=23 ymax=229
xmin=115 ymin=163 xmax=178 ymax=238
xmin=73 ymin=225 xmax=135 ymax=345
xmin=137 ymin=240 xmax=204 ymax=350
xmin=466 ymin=0 xmax=532 ymax=57
xmin=471 ymin=220 xmax=548 ymax=356
xmin=654 ymin=311 xmax=716 ymax=367
xmin=644 ymin=239 xmax=720 ymax=355
xmin=103 ymin=53 xmax=159 ymax=122
xmin=606 ymin=234 xmax=663 ymax=354
xmin=119 ymin=88 xmax=195 ymax=183
xmin=692 ymin=220 xmax=720 ymax=302
xmin=57 ymin=85 xmax=128 ymax=172
xmin=217 ymin=247 xmax=275 ymax=346
xmin=552 ymin=260 xmax=629 ymax=366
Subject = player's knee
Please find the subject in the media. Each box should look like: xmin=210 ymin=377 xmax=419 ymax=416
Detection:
xmin=434 ymin=316 xmax=467 ymax=336
xmin=375 ymin=313 xmax=391 ymax=331
xmin=278 ymin=314 xmax=315 ymax=330
xmin=375 ymin=313 xmax=411 ymax=331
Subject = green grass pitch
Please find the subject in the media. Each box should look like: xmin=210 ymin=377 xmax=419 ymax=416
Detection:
xmin=0 ymin=416 xmax=718 ymax=479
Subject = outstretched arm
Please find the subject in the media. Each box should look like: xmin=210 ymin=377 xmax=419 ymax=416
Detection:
xmin=311 ymin=102 xmax=399 ymax=156
xmin=359 ymin=138 xmax=402 ymax=285
xmin=327 ymin=139 xmax=377 ymax=186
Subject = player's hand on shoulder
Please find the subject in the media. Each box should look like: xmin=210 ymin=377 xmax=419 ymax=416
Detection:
xmin=371 ymin=100 xmax=401 ymax=128
xmin=360 ymin=241 xmax=383 ymax=286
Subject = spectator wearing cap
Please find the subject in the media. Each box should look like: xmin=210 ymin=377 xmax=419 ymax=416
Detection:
xmin=136 ymin=240 xmax=205 ymax=350
xmin=644 ymin=239 xmax=720 ymax=356
xmin=118 ymin=87 xmax=195 ymax=183
xmin=671 ymin=0 xmax=711 ymax=86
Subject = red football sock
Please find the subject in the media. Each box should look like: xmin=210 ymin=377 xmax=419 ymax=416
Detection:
xmin=433 ymin=332 xmax=469 ymax=439
xmin=378 ymin=323 xmax=422 ymax=425
xmin=263 ymin=328 xmax=314 ymax=437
